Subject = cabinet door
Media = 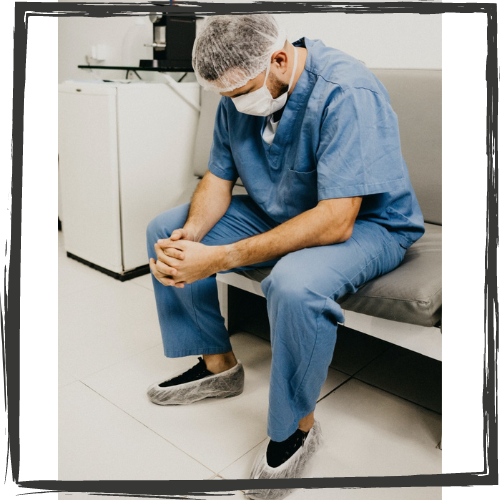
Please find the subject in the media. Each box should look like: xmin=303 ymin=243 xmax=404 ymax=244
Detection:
xmin=117 ymin=83 xmax=200 ymax=271
xmin=59 ymin=85 xmax=123 ymax=273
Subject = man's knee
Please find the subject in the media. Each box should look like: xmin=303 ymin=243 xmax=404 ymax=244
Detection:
xmin=262 ymin=251 xmax=347 ymax=331
xmin=262 ymin=254 xmax=314 ymax=306
xmin=146 ymin=214 xmax=169 ymax=244
xmin=146 ymin=203 xmax=190 ymax=245
xmin=261 ymin=249 xmax=351 ymax=305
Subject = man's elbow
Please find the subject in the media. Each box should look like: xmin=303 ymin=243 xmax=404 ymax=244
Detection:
xmin=321 ymin=222 xmax=353 ymax=245
xmin=338 ymin=224 xmax=354 ymax=243
xmin=335 ymin=223 xmax=354 ymax=243
xmin=316 ymin=198 xmax=361 ymax=245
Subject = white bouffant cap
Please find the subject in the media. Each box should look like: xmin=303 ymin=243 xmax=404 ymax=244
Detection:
xmin=192 ymin=14 xmax=287 ymax=93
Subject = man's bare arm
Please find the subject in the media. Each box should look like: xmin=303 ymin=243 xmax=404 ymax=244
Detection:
xmin=156 ymin=196 xmax=362 ymax=285
xmin=179 ymin=171 xmax=236 ymax=242
xmin=220 ymin=196 xmax=362 ymax=270
xmin=149 ymin=170 xmax=234 ymax=286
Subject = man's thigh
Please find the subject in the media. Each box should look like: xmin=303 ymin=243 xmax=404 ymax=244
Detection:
xmin=262 ymin=220 xmax=406 ymax=300
xmin=149 ymin=194 xmax=278 ymax=248
xmin=200 ymin=195 xmax=278 ymax=247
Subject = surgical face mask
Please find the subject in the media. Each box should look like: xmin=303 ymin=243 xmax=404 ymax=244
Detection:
xmin=231 ymin=45 xmax=298 ymax=117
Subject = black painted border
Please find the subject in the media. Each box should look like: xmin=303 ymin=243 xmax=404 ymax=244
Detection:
xmin=5 ymin=1 xmax=498 ymax=497
xmin=66 ymin=253 xmax=150 ymax=281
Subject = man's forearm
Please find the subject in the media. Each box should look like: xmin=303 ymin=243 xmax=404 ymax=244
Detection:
xmin=219 ymin=197 xmax=362 ymax=271
xmin=183 ymin=171 xmax=235 ymax=242
xmin=156 ymin=196 xmax=361 ymax=286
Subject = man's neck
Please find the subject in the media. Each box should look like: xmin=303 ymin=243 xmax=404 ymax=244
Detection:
xmin=272 ymin=46 xmax=307 ymax=122
xmin=288 ymin=47 xmax=307 ymax=96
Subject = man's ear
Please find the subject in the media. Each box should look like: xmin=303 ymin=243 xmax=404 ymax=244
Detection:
xmin=272 ymin=50 xmax=289 ymax=75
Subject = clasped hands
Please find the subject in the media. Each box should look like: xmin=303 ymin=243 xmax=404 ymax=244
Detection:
xmin=150 ymin=228 xmax=224 ymax=288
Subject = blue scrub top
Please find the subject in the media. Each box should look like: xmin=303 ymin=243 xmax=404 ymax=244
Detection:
xmin=208 ymin=37 xmax=425 ymax=248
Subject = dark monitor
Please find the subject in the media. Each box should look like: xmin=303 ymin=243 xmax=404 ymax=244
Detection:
xmin=165 ymin=16 xmax=196 ymax=70
xmin=141 ymin=14 xmax=197 ymax=72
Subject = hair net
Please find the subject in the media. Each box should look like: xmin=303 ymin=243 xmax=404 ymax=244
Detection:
xmin=192 ymin=14 xmax=287 ymax=93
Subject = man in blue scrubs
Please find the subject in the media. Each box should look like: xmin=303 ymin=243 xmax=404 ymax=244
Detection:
xmin=147 ymin=14 xmax=424 ymax=496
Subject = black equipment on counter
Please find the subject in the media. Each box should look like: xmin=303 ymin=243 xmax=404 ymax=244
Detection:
xmin=140 ymin=14 xmax=197 ymax=72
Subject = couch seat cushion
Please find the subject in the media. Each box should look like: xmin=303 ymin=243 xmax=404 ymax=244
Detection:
xmin=236 ymin=223 xmax=442 ymax=328
xmin=338 ymin=223 xmax=442 ymax=327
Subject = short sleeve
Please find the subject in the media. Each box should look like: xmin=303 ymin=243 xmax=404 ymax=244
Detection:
xmin=208 ymin=98 xmax=239 ymax=182
xmin=317 ymin=87 xmax=406 ymax=200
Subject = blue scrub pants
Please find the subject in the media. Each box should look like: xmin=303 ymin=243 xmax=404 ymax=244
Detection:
xmin=147 ymin=195 xmax=406 ymax=442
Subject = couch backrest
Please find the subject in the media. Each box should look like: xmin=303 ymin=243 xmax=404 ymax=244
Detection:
xmin=193 ymin=69 xmax=442 ymax=225
xmin=193 ymin=90 xmax=223 ymax=178
xmin=372 ymin=69 xmax=442 ymax=225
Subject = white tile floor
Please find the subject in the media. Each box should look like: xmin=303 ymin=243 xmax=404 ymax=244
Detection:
xmin=58 ymin=231 xmax=442 ymax=499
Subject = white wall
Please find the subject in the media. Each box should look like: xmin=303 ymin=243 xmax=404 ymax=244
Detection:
xmin=281 ymin=13 xmax=441 ymax=69
xmin=58 ymin=11 xmax=167 ymax=83
xmin=58 ymin=3 xmax=441 ymax=84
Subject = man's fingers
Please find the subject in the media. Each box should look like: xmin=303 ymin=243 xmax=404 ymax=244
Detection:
xmin=155 ymin=243 xmax=183 ymax=265
xmin=164 ymin=247 xmax=185 ymax=260
xmin=163 ymin=240 xmax=187 ymax=251
xmin=159 ymin=228 xmax=187 ymax=245
xmin=154 ymin=245 xmax=183 ymax=272
xmin=157 ymin=243 xmax=185 ymax=261
xmin=149 ymin=258 xmax=178 ymax=286
xmin=170 ymin=229 xmax=186 ymax=241
xmin=155 ymin=258 xmax=179 ymax=277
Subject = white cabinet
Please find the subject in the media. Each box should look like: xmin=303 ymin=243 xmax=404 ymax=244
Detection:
xmin=58 ymin=80 xmax=200 ymax=279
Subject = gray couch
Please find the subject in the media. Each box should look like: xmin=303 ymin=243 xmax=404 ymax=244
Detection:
xmin=189 ymin=68 xmax=442 ymax=362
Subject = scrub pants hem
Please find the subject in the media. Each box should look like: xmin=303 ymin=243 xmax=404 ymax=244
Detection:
xmin=269 ymin=422 xmax=301 ymax=443
xmin=269 ymin=408 xmax=316 ymax=442
xmin=164 ymin=346 xmax=233 ymax=359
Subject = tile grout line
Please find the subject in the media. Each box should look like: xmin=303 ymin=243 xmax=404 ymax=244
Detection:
xmin=351 ymin=377 xmax=442 ymax=416
xmin=215 ymin=437 xmax=268 ymax=478
xmin=58 ymin=275 xmax=153 ymax=299
xmin=323 ymin=340 xmax=442 ymax=417
xmin=65 ymin=341 xmax=164 ymax=383
xmin=317 ymin=347 xmax=392 ymax=404
xmin=77 ymin=381 xmax=219 ymax=477
xmin=58 ymin=280 xmax=111 ymax=299
xmin=59 ymin=253 xmax=154 ymax=297
xmin=329 ymin=343 xmax=393 ymax=378
xmin=127 ymin=277 xmax=154 ymax=293
xmin=340 ymin=345 xmax=442 ymax=415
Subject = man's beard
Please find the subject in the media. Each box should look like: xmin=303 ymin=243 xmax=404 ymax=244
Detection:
xmin=268 ymin=71 xmax=289 ymax=99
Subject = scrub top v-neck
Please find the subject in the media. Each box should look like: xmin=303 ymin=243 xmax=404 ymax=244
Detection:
xmin=207 ymin=37 xmax=425 ymax=249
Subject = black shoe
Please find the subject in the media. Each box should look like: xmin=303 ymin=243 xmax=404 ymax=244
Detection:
xmin=147 ymin=357 xmax=245 ymax=405
xmin=246 ymin=422 xmax=323 ymax=499
xmin=266 ymin=428 xmax=309 ymax=468
xmin=158 ymin=357 xmax=213 ymax=388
